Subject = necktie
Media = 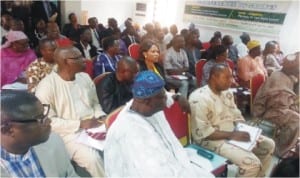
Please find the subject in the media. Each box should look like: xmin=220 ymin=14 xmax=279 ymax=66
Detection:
xmin=44 ymin=1 xmax=52 ymax=19
xmin=94 ymin=29 xmax=99 ymax=40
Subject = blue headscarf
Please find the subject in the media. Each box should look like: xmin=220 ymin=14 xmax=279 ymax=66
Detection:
xmin=132 ymin=71 xmax=165 ymax=99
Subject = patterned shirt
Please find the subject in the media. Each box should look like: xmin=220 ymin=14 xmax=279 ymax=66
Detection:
xmin=0 ymin=147 xmax=46 ymax=177
xmin=26 ymin=58 xmax=55 ymax=93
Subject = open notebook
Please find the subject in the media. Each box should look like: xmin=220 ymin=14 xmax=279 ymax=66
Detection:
xmin=228 ymin=123 xmax=262 ymax=151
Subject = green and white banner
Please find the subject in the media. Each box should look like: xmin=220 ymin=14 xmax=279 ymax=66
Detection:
xmin=183 ymin=1 xmax=289 ymax=36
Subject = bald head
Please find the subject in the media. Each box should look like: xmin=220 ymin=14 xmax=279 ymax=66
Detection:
xmin=116 ymin=56 xmax=139 ymax=83
xmin=54 ymin=46 xmax=81 ymax=65
xmin=209 ymin=64 xmax=229 ymax=80
xmin=282 ymin=52 xmax=300 ymax=77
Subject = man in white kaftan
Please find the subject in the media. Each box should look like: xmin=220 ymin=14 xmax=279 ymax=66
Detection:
xmin=104 ymin=71 xmax=214 ymax=178
xmin=35 ymin=46 xmax=106 ymax=177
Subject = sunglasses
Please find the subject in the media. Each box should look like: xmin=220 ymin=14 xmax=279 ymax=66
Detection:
xmin=10 ymin=104 xmax=50 ymax=124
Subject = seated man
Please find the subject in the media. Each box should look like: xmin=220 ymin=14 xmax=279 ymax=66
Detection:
xmin=189 ymin=64 xmax=275 ymax=177
xmin=164 ymin=35 xmax=197 ymax=98
xmin=1 ymin=90 xmax=78 ymax=177
xmin=253 ymin=52 xmax=299 ymax=157
xmin=237 ymin=40 xmax=267 ymax=88
xmin=35 ymin=46 xmax=106 ymax=177
xmin=96 ymin=56 xmax=138 ymax=114
xmin=26 ymin=38 xmax=57 ymax=93
xmin=104 ymin=71 xmax=214 ymax=177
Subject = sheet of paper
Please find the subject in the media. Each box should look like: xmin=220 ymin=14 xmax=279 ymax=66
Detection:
xmin=76 ymin=124 xmax=106 ymax=151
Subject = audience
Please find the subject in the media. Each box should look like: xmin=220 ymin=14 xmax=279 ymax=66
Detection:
xmin=62 ymin=12 xmax=81 ymax=42
xmin=74 ymin=27 xmax=98 ymax=60
xmin=104 ymin=71 xmax=214 ymax=178
xmin=237 ymin=40 xmax=267 ymax=88
xmin=222 ymin=35 xmax=238 ymax=63
xmin=88 ymin=17 xmax=101 ymax=49
xmin=164 ymin=35 xmax=196 ymax=98
xmin=0 ymin=90 xmax=78 ymax=177
xmin=96 ymin=57 xmax=138 ymax=114
xmin=262 ymin=41 xmax=282 ymax=75
xmin=1 ymin=30 xmax=36 ymax=88
xmin=184 ymin=32 xmax=201 ymax=76
xmin=189 ymin=64 xmax=275 ymax=177
xmin=139 ymin=39 xmax=181 ymax=91
xmin=26 ymin=39 xmax=57 ymax=93
xmin=35 ymin=46 xmax=106 ymax=177
xmin=201 ymin=36 xmax=222 ymax=60
xmin=163 ymin=24 xmax=178 ymax=47
xmin=253 ymin=52 xmax=299 ymax=157
xmin=94 ymin=36 xmax=121 ymax=77
xmin=236 ymin=32 xmax=251 ymax=58
xmin=201 ymin=45 xmax=233 ymax=86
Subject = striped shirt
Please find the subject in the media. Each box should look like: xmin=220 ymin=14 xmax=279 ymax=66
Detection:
xmin=94 ymin=52 xmax=121 ymax=77
xmin=0 ymin=147 xmax=46 ymax=177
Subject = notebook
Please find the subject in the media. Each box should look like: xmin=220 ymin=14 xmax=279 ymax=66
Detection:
xmin=228 ymin=123 xmax=262 ymax=151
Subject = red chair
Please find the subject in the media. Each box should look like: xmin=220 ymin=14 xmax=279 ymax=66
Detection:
xmin=128 ymin=43 xmax=140 ymax=60
xmin=163 ymin=101 xmax=190 ymax=146
xmin=105 ymin=106 xmax=124 ymax=130
xmin=202 ymin=42 xmax=211 ymax=50
xmin=250 ymin=73 xmax=265 ymax=113
xmin=93 ymin=72 xmax=111 ymax=87
xmin=226 ymin=59 xmax=235 ymax=71
xmin=195 ymin=59 xmax=207 ymax=86
xmin=84 ymin=60 xmax=94 ymax=79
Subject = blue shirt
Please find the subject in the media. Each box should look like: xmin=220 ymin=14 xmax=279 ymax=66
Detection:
xmin=1 ymin=146 xmax=46 ymax=177
xmin=94 ymin=52 xmax=121 ymax=77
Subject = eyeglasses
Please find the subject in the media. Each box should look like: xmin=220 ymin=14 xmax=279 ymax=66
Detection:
xmin=10 ymin=104 xmax=50 ymax=124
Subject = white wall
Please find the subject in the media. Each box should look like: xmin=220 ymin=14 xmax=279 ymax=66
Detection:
xmin=81 ymin=0 xmax=135 ymax=27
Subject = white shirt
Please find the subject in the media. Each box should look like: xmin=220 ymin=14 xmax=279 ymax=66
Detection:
xmin=104 ymin=100 xmax=214 ymax=178
xmin=90 ymin=28 xmax=100 ymax=49
xmin=35 ymin=72 xmax=106 ymax=141
xmin=236 ymin=42 xmax=248 ymax=58
xmin=80 ymin=41 xmax=92 ymax=59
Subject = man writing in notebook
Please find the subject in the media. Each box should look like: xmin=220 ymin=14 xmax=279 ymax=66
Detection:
xmin=189 ymin=64 xmax=275 ymax=177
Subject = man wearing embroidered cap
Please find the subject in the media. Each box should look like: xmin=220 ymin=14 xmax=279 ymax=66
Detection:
xmin=253 ymin=52 xmax=300 ymax=157
xmin=1 ymin=30 xmax=36 ymax=88
xmin=237 ymin=40 xmax=267 ymax=88
xmin=104 ymin=71 xmax=214 ymax=178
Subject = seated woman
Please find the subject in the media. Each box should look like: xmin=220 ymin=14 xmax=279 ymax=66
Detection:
xmin=138 ymin=39 xmax=181 ymax=91
xmin=94 ymin=36 xmax=121 ymax=77
xmin=201 ymin=45 xmax=237 ymax=86
xmin=262 ymin=41 xmax=282 ymax=75
xmin=1 ymin=30 xmax=36 ymax=88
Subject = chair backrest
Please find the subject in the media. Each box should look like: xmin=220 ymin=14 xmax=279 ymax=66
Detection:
xmin=202 ymin=42 xmax=211 ymax=50
xmin=93 ymin=72 xmax=111 ymax=85
xmin=128 ymin=43 xmax=140 ymax=60
xmin=250 ymin=74 xmax=265 ymax=113
xmin=84 ymin=60 xmax=94 ymax=79
xmin=105 ymin=106 xmax=124 ymax=130
xmin=163 ymin=101 xmax=190 ymax=146
xmin=195 ymin=59 xmax=207 ymax=86
xmin=226 ymin=59 xmax=235 ymax=71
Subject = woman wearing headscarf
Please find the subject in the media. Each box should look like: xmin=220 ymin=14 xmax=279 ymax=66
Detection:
xmin=1 ymin=30 xmax=36 ymax=87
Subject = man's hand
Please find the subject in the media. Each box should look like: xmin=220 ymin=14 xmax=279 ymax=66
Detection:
xmin=49 ymin=12 xmax=58 ymax=22
xmin=80 ymin=119 xmax=102 ymax=129
xmin=230 ymin=131 xmax=250 ymax=142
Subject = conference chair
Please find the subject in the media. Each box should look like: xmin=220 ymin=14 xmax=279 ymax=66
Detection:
xmin=128 ymin=43 xmax=140 ymax=60
xmin=195 ymin=59 xmax=207 ymax=86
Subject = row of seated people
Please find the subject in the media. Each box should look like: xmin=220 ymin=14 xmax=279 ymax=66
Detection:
xmin=1 ymin=38 xmax=298 ymax=177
